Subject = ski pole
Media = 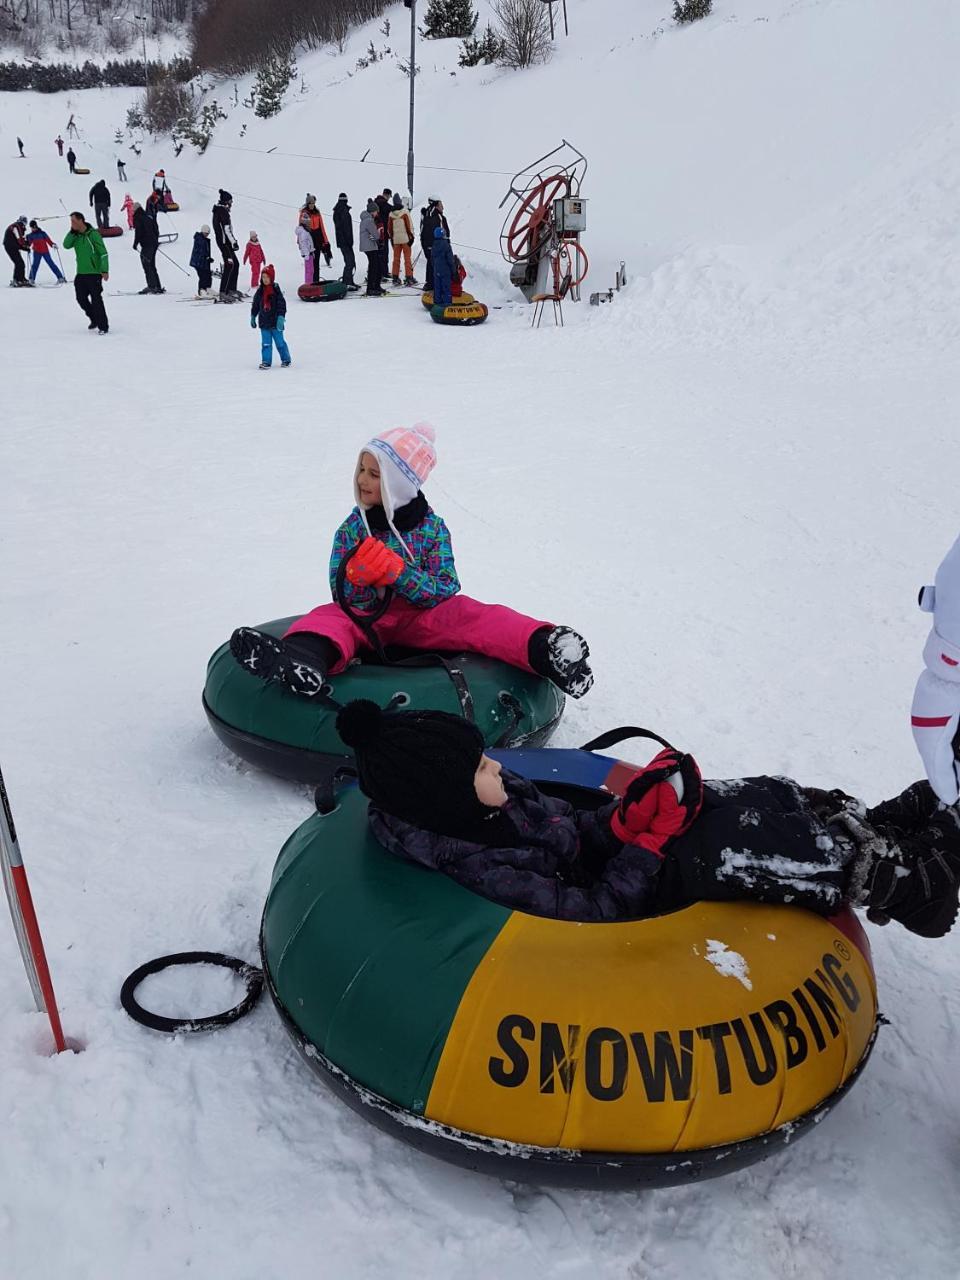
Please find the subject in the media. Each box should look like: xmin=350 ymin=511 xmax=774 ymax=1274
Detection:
xmin=0 ymin=760 xmax=68 ymax=1053
xmin=157 ymin=246 xmax=189 ymax=276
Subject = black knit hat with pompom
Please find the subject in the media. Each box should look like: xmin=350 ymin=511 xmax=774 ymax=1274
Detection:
xmin=337 ymin=699 xmax=504 ymax=840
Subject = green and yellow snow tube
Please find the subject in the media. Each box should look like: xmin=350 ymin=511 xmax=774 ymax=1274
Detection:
xmin=203 ymin=617 xmax=564 ymax=783
xmin=261 ymin=745 xmax=879 ymax=1187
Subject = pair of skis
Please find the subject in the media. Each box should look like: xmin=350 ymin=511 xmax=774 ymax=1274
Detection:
xmin=1 ymin=761 xmax=68 ymax=1053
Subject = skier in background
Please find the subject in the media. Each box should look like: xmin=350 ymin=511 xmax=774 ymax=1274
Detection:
xmin=55 ymin=135 xmax=64 ymax=156
xmin=333 ymin=193 xmax=358 ymax=291
xmin=375 ymin=189 xmax=392 ymax=283
xmin=419 ymin=196 xmax=449 ymax=293
xmin=26 ymin=220 xmax=65 ymax=283
xmin=388 ymin=194 xmax=417 ymax=287
xmin=243 ymin=230 xmax=265 ymax=290
xmin=3 ymin=216 xmax=30 ymax=287
xmin=17 ymin=137 xmax=25 ymax=158
xmin=132 ymin=200 xmax=164 ymax=295
xmin=63 ymin=210 xmax=109 ymax=333
xmin=89 ymin=178 xmax=111 ymax=231
xmin=213 ymin=189 xmax=241 ymax=301
xmin=117 ymin=157 xmax=127 ymax=181
xmin=66 ymin=146 xmax=77 ymax=174
xmin=190 ymin=224 xmax=213 ymax=297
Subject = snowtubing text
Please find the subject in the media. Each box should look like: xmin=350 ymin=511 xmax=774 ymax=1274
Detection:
xmin=488 ymin=951 xmax=861 ymax=1103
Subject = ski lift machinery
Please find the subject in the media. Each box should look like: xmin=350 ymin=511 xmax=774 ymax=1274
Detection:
xmin=499 ymin=140 xmax=589 ymax=304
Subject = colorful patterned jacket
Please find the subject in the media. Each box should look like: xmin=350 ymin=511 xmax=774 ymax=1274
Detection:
xmin=329 ymin=505 xmax=460 ymax=611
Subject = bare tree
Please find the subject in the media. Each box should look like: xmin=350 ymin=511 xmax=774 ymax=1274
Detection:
xmin=493 ymin=0 xmax=551 ymax=69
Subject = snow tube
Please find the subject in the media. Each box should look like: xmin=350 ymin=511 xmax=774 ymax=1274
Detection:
xmin=203 ymin=616 xmax=564 ymax=784
xmin=100 ymin=226 xmax=124 ymax=238
xmin=73 ymin=167 xmax=90 ymax=174
xmin=298 ymin=281 xmax=347 ymax=302
xmin=430 ymin=300 xmax=488 ymax=326
xmin=164 ymin=202 xmax=180 ymax=211
xmin=420 ymin=290 xmax=476 ymax=308
xmin=261 ymin=744 xmax=879 ymax=1188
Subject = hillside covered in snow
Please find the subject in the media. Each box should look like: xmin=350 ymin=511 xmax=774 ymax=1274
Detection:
xmin=1 ymin=1 xmax=959 ymax=1277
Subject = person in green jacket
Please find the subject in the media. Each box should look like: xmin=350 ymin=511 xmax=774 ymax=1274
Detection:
xmin=63 ymin=211 xmax=109 ymax=334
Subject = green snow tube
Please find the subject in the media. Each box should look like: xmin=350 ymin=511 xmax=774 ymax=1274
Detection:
xmin=203 ymin=617 xmax=564 ymax=784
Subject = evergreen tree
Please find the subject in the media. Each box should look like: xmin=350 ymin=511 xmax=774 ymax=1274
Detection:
xmin=673 ymin=0 xmax=712 ymax=24
xmin=459 ymin=23 xmax=505 ymax=66
xmin=422 ymin=0 xmax=478 ymax=40
xmin=253 ymin=52 xmax=296 ymax=119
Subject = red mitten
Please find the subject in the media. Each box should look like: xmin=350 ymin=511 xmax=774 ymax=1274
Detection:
xmin=610 ymin=749 xmax=704 ymax=857
xmin=375 ymin=543 xmax=406 ymax=586
xmin=345 ymin=537 xmax=392 ymax=588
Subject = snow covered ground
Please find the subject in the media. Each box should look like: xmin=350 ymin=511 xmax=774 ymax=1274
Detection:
xmin=1 ymin=1 xmax=959 ymax=1276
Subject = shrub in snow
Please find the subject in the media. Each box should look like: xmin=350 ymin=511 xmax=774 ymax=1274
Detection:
xmin=459 ymin=23 xmax=505 ymax=67
xmin=177 ymin=99 xmax=227 ymax=154
xmin=493 ymin=0 xmax=552 ymax=69
xmin=422 ymin=0 xmax=478 ymax=40
xmin=253 ymin=52 xmax=296 ymax=119
xmin=141 ymin=72 xmax=193 ymax=134
xmin=673 ymin=0 xmax=713 ymax=24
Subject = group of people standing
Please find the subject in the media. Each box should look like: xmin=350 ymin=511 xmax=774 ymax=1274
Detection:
xmin=290 ymin=188 xmax=451 ymax=299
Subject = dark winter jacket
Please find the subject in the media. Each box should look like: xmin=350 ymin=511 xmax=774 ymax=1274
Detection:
xmin=420 ymin=202 xmax=449 ymax=251
xmin=333 ymin=197 xmax=353 ymax=249
xmin=375 ymin=195 xmax=392 ymax=243
xmin=66 ymin=148 xmax=76 ymax=165
xmin=132 ymin=207 xmax=158 ymax=251
xmin=190 ymin=231 xmax=212 ymax=270
xmin=212 ymin=200 xmax=237 ymax=256
xmin=251 ymin=282 xmax=287 ymax=329
xmin=4 ymin=223 xmax=26 ymax=254
xmin=89 ymin=180 xmax=111 ymax=208
xmin=371 ymin=771 xmax=665 ymax=922
xmin=371 ymin=771 xmax=855 ymax=923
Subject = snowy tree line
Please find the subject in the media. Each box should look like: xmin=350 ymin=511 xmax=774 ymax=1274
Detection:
xmin=0 ymin=53 xmax=191 ymax=90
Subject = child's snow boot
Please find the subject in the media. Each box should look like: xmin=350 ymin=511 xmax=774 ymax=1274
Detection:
xmin=391 ymin=274 xmax=401 ymax=286
xmin=528 ymin=626 xmax=594 ymax=699
xmin=229 ymin=627 xmax=326 ymax=698
xmin=259 ymin=361 xmax=270 ymax=370
xmin=404 ymin=276 xmax=418 ymax=287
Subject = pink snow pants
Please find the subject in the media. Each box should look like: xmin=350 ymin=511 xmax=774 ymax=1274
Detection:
xmin=283 ymin=595 xmax=550 ymax=675
xmin=303 ymin=255 xmax=314 ymax=284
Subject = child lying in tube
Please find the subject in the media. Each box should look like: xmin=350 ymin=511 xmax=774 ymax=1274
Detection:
xmin=335 ymin=699 xmax=960 ymax=938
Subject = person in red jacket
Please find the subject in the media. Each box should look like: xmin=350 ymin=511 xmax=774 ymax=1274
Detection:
xmin=26 ymin=220 xmax=65 ymax=283
xmin=242 ymin=230 xmax=266 ymax=289
xmin=298 ymin=195 xmax=331 ymax=285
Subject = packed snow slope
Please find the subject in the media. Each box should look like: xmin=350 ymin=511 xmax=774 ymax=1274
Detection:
xmin=2 ymin=1 xmax=959 ymax=1277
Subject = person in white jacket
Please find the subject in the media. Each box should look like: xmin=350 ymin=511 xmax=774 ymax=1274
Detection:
xmin=912 ymin=534 xmax=960 ymax=804
xmin=296 ymin=216 xmax=314 ymax=286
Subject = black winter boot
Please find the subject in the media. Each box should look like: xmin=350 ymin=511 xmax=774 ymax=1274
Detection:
xmin=229 ymin=627 xmax=327 ymax=698
xmin=528 ymin=626 xmax=594 ymax=699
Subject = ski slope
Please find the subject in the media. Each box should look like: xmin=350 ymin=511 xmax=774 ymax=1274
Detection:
xmin=1 ymin=1 xmax=959 ymax=1276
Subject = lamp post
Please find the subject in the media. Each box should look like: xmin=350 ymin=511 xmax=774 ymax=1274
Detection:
xmin=404 ymin=0 xmax=416 ymax=204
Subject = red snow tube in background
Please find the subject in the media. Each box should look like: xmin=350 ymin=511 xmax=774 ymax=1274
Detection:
xmin=100 ymin=226 xmax=124 ymax=238
xmin=298 ymin=281 xmax=347 ymax=302
xmin=164 ymin=202 xmax=180 ymax=212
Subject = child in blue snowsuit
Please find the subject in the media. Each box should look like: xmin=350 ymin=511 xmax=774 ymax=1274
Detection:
xmin=26 ymin=221 xmax=64 ymax=282
xmin=431 ymin=226 xmax=455 ymax=307
xmin=250 ymin=264 xmax=291 ymax=369
xmin=190 ymin=224 xmax=213 ymax=295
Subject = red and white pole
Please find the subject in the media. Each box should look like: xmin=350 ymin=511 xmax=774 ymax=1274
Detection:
xmin=0 ymin=761 xmax=67 ymax=1053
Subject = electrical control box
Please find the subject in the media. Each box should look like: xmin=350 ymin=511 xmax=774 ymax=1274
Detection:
xmin=553 ymin=196 xmax=587 ymax=233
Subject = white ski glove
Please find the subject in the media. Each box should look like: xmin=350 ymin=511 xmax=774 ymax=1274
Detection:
xmin=911 ymin=534 xmax=960 ymax=804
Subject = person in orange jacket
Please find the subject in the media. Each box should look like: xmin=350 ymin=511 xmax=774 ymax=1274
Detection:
xmin=242 ymin=230 xmax=266 ymax=289
xmin=388 ymin=195 xmax=417 ymax=287
xmin=299 ymin=194 xmax=331 ymax=285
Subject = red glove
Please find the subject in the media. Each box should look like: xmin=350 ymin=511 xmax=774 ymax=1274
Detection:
xmin=345 ymin=538 xmax=405 ymax=588
xmin=609 ymin=748 xmax=704 ymax=857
